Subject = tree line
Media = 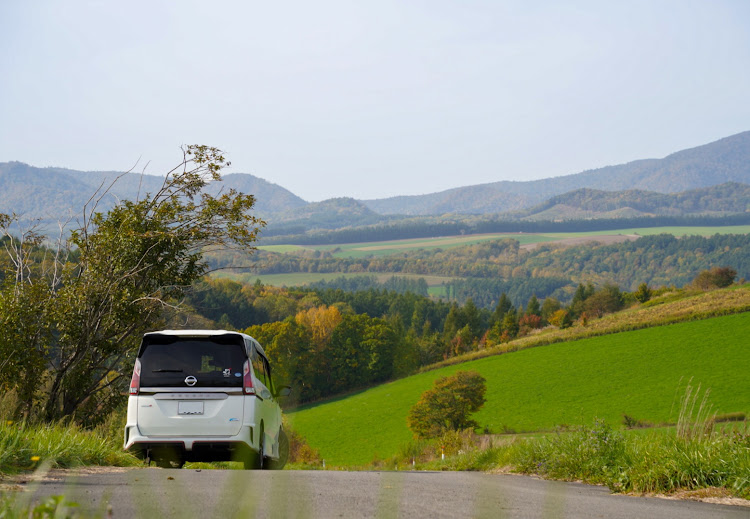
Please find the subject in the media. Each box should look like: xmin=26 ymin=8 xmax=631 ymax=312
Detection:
xmin=208 ymin=233 xmax=750 ymax=309
xmin=258 ymin=213 xmax=750 ymax=244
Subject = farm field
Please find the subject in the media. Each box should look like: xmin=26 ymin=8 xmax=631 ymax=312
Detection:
xmin=286 ymin=312 xmax=750 ymax=466
xmin=261 ymin=225 xmax=750 ymax=259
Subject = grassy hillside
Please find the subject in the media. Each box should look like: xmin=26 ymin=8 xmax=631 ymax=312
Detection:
xmin=287 ymin=312 xmax=750 ymax=466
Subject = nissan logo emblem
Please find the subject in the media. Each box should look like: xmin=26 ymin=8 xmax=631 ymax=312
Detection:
xmin=184 ymin=376 xmax=197 ymax=387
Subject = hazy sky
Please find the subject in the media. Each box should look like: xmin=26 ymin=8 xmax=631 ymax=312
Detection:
xmin=1 ymin=1 xmax=749 ymax=202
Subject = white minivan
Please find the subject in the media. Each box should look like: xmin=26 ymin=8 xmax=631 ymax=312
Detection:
xmin=124 ymin=330 xmax=290 ymax=469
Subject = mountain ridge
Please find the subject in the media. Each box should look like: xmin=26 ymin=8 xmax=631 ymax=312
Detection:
xmin=361 ymin=130 xmax=750 ymax=215
xmin=2 ymin=130 xmax=749 ymax=228
xmin=0 ymin=162 xmax=307 ymax=222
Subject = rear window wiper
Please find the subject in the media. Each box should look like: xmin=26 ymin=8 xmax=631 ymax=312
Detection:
xmin=151 ymin=369 xmax=184 ymax=373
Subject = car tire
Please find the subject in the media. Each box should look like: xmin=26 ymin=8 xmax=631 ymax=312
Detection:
xmin=244 ymin=428 xmax=264 ymax=470
xmin=267 ymin=429 xmax=289 ymax=470
xmin=156 ymin=459 xmax=183 ymax=469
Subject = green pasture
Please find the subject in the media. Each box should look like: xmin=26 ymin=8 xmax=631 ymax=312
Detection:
xmin=286 ymin=312 xmax=750 ymax=466
xmin=263 ymin=225 xmax=750 ymax=259
xmin=211 ymin=271 xmax=453 ymax=288
xmin=570 ymin=225 xmax=750 ymax=238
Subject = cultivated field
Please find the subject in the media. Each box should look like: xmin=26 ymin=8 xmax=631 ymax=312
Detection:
xmin=261 ymin=225 xmax=750 ymax=259
xmin=287 ymin=312 xmax=750 ymax=466
xmin=237 ymin=226 xmax=750 ymax=289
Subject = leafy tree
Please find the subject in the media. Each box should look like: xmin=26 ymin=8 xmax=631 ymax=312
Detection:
xmin=548 ymin=309 xmax=572 ymax=329
xmin=491 ymin=293 xmax=513 ymax=325
xmin=0 ymin=277 xmax=51 ymax=418
xmin=525 ymin=294 xmax=541 ymax=316
xmin=501 ymin=311 xmax=520 ymax=340
xmin=245 ymin=318 xmax=310 ymax=394
xmin=451 ymin=324 xmax=476 ymax=355
xmin=442 ymin=303 xmax=463 ymax=341
xmin=462 ymin=298 xmax=483 ymax=339
xmin=583 ymin=284 xmax=624 ymax=319
xmin=295 ymin=305 xmax=343 ymax=348
xmin=540 ymin=297 xmax=561 ymax=322
xmin=634 ymin=283 xmax=652 ymax=303
xmin=407 ymin=370 xmax=487 ymax=439
xmin=0 ymin=145 xmax=265 ymax=423
xmin=570 ymin=283 xmax=595 ymax=317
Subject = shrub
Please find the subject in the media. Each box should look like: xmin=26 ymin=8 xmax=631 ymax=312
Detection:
xmin=518 ymin=314 xmax=543 ymax=335
xmin=622 ymin=414 xmax=651 ymax=429
xmin=692 ymin=266 xmax=737 ymax=290
xmin=515 ymin=419 xmax=626 ymax=485
xmin=714 ymin=412 xmax=746 ymax=423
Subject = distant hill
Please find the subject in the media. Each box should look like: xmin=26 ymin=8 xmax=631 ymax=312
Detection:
xmin=266 ymin=197 xmax=388 ymax=231
xmin=361 ymin=131 xmax=750 ymax=215
xmin=0 ymin=162 xmax=306 ymax=225
xmin=517 ymin=182 xmax=750 ymax=221
xmin=2 ymin=130 xmax=749 ymax=232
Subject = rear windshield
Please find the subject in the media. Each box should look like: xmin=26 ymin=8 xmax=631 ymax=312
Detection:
xmin=139 ymin=334 xmax=246 ymax=388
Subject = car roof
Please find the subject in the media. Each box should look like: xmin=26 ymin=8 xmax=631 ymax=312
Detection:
xmin=143 ymin=329 xmax=267 ymax=358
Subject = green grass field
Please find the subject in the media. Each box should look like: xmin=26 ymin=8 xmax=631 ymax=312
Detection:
xmin=261 ymin=226 xmax=750 ymax=259
xmin=286 ymin=312 xmax=750 ymax=466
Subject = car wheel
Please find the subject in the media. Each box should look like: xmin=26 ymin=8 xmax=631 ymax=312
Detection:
xmin=258 ymin=432 xmax=265 ymax=470
xmin=244 ymin=428 xmax=264 ymax=470
xmin=267 ymin=429 xmax=289 ymax=470
xmin=156 ymin=458 xmax=184 ymax=469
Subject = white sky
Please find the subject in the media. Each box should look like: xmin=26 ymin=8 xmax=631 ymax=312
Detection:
xmin=1 ymin=1 xmax=749 ymax=202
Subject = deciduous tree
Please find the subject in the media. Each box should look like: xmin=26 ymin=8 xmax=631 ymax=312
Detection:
xmin=0 ymin=145 xmax=265 ymax=423
xmin=407 ymin=370 xmax=486 ymax=439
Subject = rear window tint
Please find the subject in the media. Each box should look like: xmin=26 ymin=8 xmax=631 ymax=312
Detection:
xmin=139 ymin=335 xmax=246 ymax=388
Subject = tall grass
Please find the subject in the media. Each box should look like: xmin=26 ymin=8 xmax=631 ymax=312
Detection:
xmin=675 ymin=382 xmax=714 ymax=441
xmin=376 ymin=384 xmax=749 ymax=499
xmin=0 ymin=486 xmax=86 ymax=519
xmin=511 ymin=420 xmax=750 ymax=498
xmin=512 ymin=384 xmax=750 ymax=498
xmin=0 ymin=392 xmax=138 ymax=475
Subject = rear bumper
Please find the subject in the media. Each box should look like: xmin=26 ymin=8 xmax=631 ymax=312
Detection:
xmin=124 ymin=425 xmax=256 ymax=462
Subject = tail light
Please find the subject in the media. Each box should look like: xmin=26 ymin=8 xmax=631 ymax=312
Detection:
xmin=129 ymin=358 xmax=141 ymax=395
xmin=243 ymin=360 xmax=255 ymax=395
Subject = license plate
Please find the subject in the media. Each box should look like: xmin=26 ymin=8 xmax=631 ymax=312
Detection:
xmin=178 ymin=401 xmax=204 ymax=415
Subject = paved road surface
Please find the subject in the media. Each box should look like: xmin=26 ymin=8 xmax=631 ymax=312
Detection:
xmin=20 ymin=468 xmax=749 ymax=518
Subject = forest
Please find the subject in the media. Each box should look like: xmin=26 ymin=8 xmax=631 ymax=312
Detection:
xmin=210 ymin=233 xmax=750 ymax=309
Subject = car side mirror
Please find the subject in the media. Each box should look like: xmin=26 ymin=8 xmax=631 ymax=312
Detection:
xmin=275 ymin=385 xmax=292 ymax=398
